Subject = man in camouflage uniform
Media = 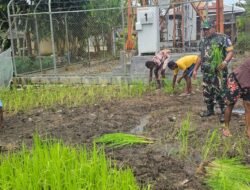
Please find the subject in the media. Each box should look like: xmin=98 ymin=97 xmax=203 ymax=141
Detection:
xmin=193 ymin=20 xmax=234 ymax=122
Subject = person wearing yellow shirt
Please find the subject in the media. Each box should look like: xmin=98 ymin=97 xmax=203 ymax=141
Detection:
xmin=168 ymin=55 xmax=201 ymax=96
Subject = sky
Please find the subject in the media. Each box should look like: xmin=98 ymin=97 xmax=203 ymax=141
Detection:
xmin=224 ymin=0 xmax=236 ymax=4
xmin=224 ymin=0 xmax=246 ymax=5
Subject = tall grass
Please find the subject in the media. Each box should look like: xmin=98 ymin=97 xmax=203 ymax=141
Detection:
xmin=205 ymin=158 xmax=250 ymax=190
xmin=0 ymin=83 xmax=148 ymax=113
xmin=0 ymin=135 xmax=149 ymax=190
xmin=178 ymin=114 xmax=191 ymax=156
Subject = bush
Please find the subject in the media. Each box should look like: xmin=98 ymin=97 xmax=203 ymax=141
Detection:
xmin=235 ymin=33 xmax=250 ymax=54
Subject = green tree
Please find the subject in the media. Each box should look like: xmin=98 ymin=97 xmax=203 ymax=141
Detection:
xmin=236 ymin=0 xmax=250 ymax=53
xmin=0 ymin=0 xmax=10 ymax=49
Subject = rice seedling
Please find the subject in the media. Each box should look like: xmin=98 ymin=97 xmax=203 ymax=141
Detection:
xmin=221 ymin=137 xmax=233 ymax=158
xmin=95 ymin=133 xmax=154 ymax=148
xmin=234 ymin=138 xmax=249 ymax=158
xmin=201 ymin=129 xmax=220 ymax=161
xmin=0 ymin=83 xmax=148 ymax=113
xmin=209 ymin=44 xmax=223 ymax=76
xmin=178 ymin=114 xmax=191 ymax=157
xmin=205 ymin=158 xmax=250 ymax=190
xmin=163 ymin=79 xmax=185 ymax=94
xmin=0 ymin=135 xmax=149 ymax=190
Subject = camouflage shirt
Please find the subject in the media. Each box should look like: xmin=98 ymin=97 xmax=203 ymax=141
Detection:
xmin=199 ymin=33 xmax=233 ymax=66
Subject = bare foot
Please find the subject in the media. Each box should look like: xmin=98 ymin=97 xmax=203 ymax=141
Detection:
xmin=222 ymin=128 xmax=232 ymax=137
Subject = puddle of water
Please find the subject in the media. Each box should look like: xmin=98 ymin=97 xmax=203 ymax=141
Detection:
xmin=232 ymin=108 xmax=245 ymax=115
xmin=130 ymin=115 xmax=150 ymax=134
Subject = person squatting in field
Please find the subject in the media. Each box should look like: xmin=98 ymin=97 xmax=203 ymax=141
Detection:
xmin=145 ymin=49 xmax=171 ymax=89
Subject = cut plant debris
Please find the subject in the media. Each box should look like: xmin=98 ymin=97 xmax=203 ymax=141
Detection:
xmin=95 ymin=133 xmax=154 ymax=148
xmin=205 ymin=158 xmax=250 ymax=190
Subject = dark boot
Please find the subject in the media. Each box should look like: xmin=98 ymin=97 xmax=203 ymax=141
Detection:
xmin=200 ymin=105 xmax=214 ymax=117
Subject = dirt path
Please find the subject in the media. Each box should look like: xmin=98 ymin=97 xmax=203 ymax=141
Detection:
xmin=0 ymin=89 xmax=249 ymax=190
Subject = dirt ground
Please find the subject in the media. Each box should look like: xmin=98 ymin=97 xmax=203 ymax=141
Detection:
xmin=0 ymin=85 xmax=250 ymax=189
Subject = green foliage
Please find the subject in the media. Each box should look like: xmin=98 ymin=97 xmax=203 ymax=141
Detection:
xmin=210 ymin=44 xmax=223 ymax=76
xmin=0 ymin=135 xmax=147 ymax=190
xmin=235 ymin=0 xmax=250 ymax=53
xmin=205 ymin=158 xmax=250 ymax=190
xmin=15 ymin=56 xmax=53 ymax=73
xmin=95 ymin=133 xmax=153 ymax=148
xmin=201 ymin=129 xmax=220 ymax=161
xmin=178 ymin=114 xmax=191 ymax=157
xmin=0 ymin=83 xmax=148 ymax=113
xmin=236 ymin=33 xmax=250 ymax=53
xmin=163 ymin=79 xmax=185 ymax=94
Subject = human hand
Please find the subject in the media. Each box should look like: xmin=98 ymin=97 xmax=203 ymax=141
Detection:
xmin=217 ymin=61 xmax=227 ymax=71
xmin=193 ymin=71 xmax=197 ymax=79
xmin=177 ymin=77 xmax=182 ymax=84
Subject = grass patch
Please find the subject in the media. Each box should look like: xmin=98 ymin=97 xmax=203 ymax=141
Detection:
xmin=95 ymin=133 xmax=153 ymax=148
xmin=163 ymin=79 xmax=185 ymax=94
xmin=0 ymin=135 xmax=149 ymax=190
xmin=0 ymin=83 xmax=148 ymax=113
xmin=201 ymin=129 xmax=220 ymax=161
xmin=178 ymin=114 xmax=191 ymax=157
xmin=205 ymin=158 xmax=250 ymax=190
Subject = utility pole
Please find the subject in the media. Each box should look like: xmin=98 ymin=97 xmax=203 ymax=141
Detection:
xmin=216 ymin=0 xmax=224 ymax=33
xmin=231 ymin=4 xmax=235 ymax=43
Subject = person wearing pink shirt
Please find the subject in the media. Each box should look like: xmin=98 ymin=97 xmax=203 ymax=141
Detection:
xmin=145 ymin=49 xmax=171 ymax=89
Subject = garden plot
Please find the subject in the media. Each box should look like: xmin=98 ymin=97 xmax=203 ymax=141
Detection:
xmin=0 ymin=83 xmax=249 ymax=189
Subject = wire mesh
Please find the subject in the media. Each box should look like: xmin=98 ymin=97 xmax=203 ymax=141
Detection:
xmin=8 ymin=1 xmax=126 ymax=76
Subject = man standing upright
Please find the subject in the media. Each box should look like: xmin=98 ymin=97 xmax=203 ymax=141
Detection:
xmin=193 ymin=20 xmax=234 ymax=122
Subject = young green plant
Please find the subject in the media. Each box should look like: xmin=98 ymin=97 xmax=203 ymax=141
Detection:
xmin=0 ymin=135 xmax=149 ymax=190
xmin=201 ymin=129 xmax=220 ymax=161
xmin=178 ymin=114 xmax=191 ymax=157
xmin=205 ymin=158 xmax=250 ymax=190
xmin=95 ymin=133 xmax=153 ymax=148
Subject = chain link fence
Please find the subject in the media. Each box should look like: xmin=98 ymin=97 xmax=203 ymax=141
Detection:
xmin=8 ymin=1 xmax=127 ymax=76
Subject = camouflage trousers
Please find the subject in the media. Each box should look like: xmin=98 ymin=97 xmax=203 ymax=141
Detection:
xmin=202 ymin=69 xmax=228 ymax=110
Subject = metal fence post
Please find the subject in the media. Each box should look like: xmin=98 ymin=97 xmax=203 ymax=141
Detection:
xmin=34 ymin=0 xmax=43 ymax=73
xmin=7 ymin=0 xmax=17 ymax=76
xmin=48 ymin=0 xmax=57 ymax=74
xmin=65 ymin=14 xmax=71 ymax=65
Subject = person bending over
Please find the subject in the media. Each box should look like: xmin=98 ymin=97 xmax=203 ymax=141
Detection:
xmin=145 ymin=49 xmax=171 ymax=89
xmin=168 ymin=55 xmax=200 ymax=96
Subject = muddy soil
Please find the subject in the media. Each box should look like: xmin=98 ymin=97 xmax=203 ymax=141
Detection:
xmin=0 ymin=88 xmax=249 ymax=190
